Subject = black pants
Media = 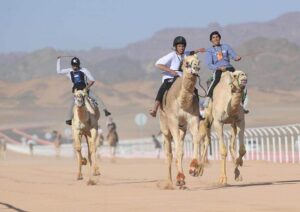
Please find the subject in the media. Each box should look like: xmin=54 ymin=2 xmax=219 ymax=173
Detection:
xmin=155 ymin=77 xmax=199 ymax=103
xmin=207 ymin=67 xmax=235 ymax=98
xmin=155 ymin=78 xmax=176 ymax=103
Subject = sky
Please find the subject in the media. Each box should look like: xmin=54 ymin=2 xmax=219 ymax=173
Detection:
xmin=1 ymin=0 xmax=300 ymax=53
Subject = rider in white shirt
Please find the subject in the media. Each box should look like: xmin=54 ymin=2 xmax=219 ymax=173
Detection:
xmin=149 ymin=36 xmax=205 ymax=117
xmin=57 ymin=57 xmax=111 ymax=125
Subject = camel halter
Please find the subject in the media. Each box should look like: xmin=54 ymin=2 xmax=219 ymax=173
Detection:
xmin=229 ymin=76 xmax=243 ymax=93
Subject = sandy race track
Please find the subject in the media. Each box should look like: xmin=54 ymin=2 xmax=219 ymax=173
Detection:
xmin=1 ymin=152 xmax=300 ymax=212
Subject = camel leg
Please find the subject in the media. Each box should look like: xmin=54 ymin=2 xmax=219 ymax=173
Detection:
xmin=197 ymin=127 xmax=211 ymax=176
xmin=234 ymin=119 xmax=246 ymax=181
xmin=170 ymin=125 xmax=186 ymax=187
xmin=189 ymin=117 xmax=203 ymax=177
xmin=229 ymin=123 xmax=237 ymax=162
xmin=90 ymin=128 xmax=100 ymax=176
xmin=73 ymin=132 xmax=84 ymax=180
xmin=214 ymin=120 xmax=228 ymax=185
xmin=162 ymin=131 xmax=173 ymax=188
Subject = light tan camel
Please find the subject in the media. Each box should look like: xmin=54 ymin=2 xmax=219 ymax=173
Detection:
xmin=197 ymin=70 xmax=248 ymax=185
xmin=72 ymin=89 xmax=100 ymax=184
xmin=159 ymin=54 xmax=201 ymax=188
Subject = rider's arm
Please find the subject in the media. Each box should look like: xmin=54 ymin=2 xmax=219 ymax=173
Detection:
xmin=226 ymin=44 xmax=241 ymax=61
xmin=190 ymin=48 xmax=206 ymax=55
xmin=155 ymin=52 xmax=177 ymax=76
xmin=205 ymin=50 xmax=218 ymax=71
xmin=56 ymin=58 xmax=72 ymax=75
xmin=82 ymin=68 xmax=95 ymax=89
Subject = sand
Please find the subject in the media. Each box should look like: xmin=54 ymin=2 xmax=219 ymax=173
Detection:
xmin=1 ymin=151 xmax=300 ymax=212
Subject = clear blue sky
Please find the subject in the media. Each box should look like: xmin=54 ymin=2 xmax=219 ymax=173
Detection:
xmin=1 ymin=0 xmax=300 ymax=53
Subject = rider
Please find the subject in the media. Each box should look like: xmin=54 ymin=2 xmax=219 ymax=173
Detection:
xmin=149 ymin=36 xmax=205 ymax=117
xmin=57 ymin=56 xmax=111 ymax=125
xmin=204 ymin=31 xmax=249 ymax=113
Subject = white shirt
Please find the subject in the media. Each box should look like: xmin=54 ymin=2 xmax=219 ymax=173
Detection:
xmin=56 ymin=58 xmax=95 ymax=82
xmin=155 ymin=51 xmax=190 ymax=82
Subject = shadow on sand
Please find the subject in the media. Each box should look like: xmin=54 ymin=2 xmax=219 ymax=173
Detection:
xmin=0 ymin=202 xmax=28 ymax=212
xmin=193 ymin=179 xmax=300 ymax=191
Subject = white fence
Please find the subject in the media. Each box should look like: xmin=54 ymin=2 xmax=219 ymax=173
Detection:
xmin=5 ymin=124 xmax=300 ymax=163
xmin=184 ymin=123 xmax=300 ymax=163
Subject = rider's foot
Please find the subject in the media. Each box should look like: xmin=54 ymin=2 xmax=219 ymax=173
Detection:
xmin=149 ymin=101 xmax=160 ymax=118
xmin=66 ymin=120 xmax=72 ymax=125
xmin=243 ymin=109 xmax=249 ymax=114
xmin=203 ymin=97 xmax=211 ymax=108
xmin=199 ymin=115 xmax=205 ymax=121
xmin=104 ymin=109 xmax=111 ymax=117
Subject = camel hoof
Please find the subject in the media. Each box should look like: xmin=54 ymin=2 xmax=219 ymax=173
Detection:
xmin=218 ymin=176 xmax=227 ymax=185
xmin=235 ymin=158 xmax=243 ymax=167
xmin=163 ymin=182 xmax=174 ymax=190
xmin=93 ymin=171 xmax=101 ymax=176
xmin=176 ymin=172 xmax=186 ymax=186
xmin=234 ymin=167 xmax=241 ymax=181
xmin=77 ymin=174 xmax=83 ymax=180
xmin=189 ymin=159 xmax=200 ymax=177
xmin=176 ymin=180 xmax=186 ymax=187
xmin=87 ymin=179 xmax=96 ymax=186
xmin=81 ymin=158 xmax=87 ymax=165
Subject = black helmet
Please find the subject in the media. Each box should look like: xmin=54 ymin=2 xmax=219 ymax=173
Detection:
xmin=173 ymin=36 xmax=186 ymax=47
xmin=71 ymin=57 xmax=80 ymax=67
xmin=209 ymin=31 xmax=221 ymax=41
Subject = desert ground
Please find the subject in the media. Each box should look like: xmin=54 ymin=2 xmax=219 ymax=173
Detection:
xmin=1 ymin=151 xmax=300 ymax=212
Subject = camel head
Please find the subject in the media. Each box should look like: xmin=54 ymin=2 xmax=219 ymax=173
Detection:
xmin=74 ymin=89 xmax=88 ymax=107
xmin=230 ymin=70 xmax=248 ymax=91
xmin=182 ymin=54 xmax=200 ymax=77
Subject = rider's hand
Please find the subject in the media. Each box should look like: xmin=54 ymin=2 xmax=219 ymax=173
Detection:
xmin=198 ymin=48 xmax=206 ymax=53
xmin=235 ymin=56 xmax=242 ymax=61
xmin=57 ymin=56 xmax=61 ymax=59
xmin=219 ymin=66 xmax=226 ymax=72
xmin=170 ymin=69 xmax=178 ymax=76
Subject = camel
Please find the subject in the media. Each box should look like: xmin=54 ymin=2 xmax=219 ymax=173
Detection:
xmin=159 ymin=54 xmax=201 ymax=188
xmin=106 ymin=118 xmax=118 ymax=161
xmin=197 ymin=70 xmax=248 ymax=185
xmin=72 ymin=89 xmax=100 ymax=184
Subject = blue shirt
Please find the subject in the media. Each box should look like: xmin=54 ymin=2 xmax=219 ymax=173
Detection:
xmin=205 ymin=44 xmax=238 ymax=71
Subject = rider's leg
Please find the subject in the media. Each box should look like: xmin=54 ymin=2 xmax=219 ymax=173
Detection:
xmin=89 ymin=90 xmax=111 ymax=117
xmin=66 ymin=100 xmax=74 ymax=125
xmin=204 ymin=69 xmax=222 ymax=108
xmin=242 ymin=88 xmax=249 ymax=114
xmin=150 ymin=79 xmax=173 ymax=117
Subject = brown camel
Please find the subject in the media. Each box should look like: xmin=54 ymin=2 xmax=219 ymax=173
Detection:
xmin=72 ymin=89 xmax=100 ymax=184
xmin=106 ymin=117 xmax=119 ymax=161
xmin=159 ymin=54 xmax=201 ymax=188
xmin=198 ymin=70 xmax=248 ymax=185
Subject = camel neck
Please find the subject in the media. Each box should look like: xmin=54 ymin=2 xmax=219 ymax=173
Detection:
xmin=77 ymin=106 xmax=89 ymax=123
xmin=178 ymin=73 xmax=197 ymax=110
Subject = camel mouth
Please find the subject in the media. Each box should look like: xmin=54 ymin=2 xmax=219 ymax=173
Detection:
xmin=240 ymin=79 xmax=247 ymax=86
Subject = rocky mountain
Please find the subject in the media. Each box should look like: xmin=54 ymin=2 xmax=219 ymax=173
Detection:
xmin=0 ymin=12 xmax=300 ymax=90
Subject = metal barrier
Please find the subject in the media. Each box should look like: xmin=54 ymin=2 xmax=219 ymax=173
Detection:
xmin=183 ymin=124 xmax=300 ymax=163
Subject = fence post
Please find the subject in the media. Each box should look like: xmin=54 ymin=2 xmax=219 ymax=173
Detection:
xmin=290 ymin=125 xmax=300 ymax=163
xmin=273 ymin=128 xmax=283 ymax=163
xmin=261 ymin=128 xmax=271 ymax=161
xmin=266 ymin=128 xmax=276 ymax=163
xmin=255 ymin=128 xmax=265 ymax=161
xmin=249 ymin=128 xmax=259 ymax=160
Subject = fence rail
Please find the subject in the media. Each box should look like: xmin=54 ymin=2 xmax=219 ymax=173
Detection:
xmin=184 ymin=123 xmax=300 ymax=163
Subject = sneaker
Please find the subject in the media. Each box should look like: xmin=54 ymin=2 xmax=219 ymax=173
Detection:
xmin=104 ymin=109 xmax=111 ymax=117
xmin=203 ymin=97 xmax=211 ymax=108
xmin=243 ymin=109 xmax=249 ymax=114
xmin=65 ymin=120 xmax=72 ymax=125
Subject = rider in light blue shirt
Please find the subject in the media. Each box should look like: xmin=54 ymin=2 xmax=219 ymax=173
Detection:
xmin=204 ymin=31 xmax=249 ymax=113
